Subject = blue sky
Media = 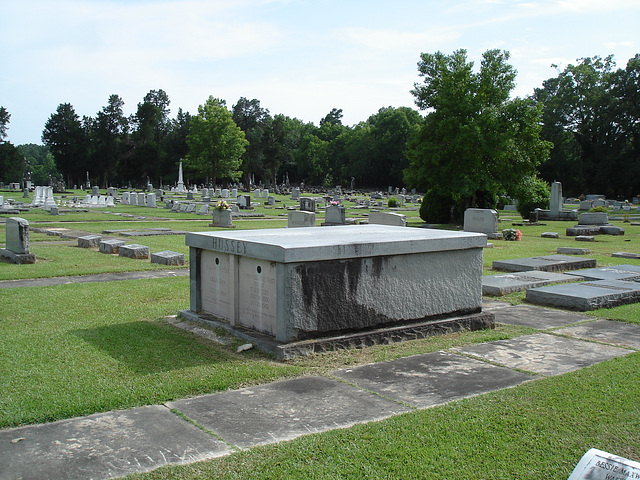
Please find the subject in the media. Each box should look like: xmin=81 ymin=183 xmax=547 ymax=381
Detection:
xmin=1 ymin=0 xmax=638 ymax=145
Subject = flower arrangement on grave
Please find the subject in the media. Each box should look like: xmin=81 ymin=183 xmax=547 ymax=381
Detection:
xmin=502 ymin=228 xmax=522 ymax=241
xmin=329 ymin=200 xmax=341 ymax=206
xmin=215 ymin=200 xmax=230 ymax=211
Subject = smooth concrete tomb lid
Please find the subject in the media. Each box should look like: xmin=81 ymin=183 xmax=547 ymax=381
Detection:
xmin=186 ymin=225 xmax=487 ymax=263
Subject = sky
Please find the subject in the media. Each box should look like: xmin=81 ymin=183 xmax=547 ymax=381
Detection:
xmin=1 ymin=0 xmax=639 ymax=146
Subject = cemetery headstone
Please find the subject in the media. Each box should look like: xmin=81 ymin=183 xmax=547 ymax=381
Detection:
xmin=288 ymin=210 xmax=316 ymax=228
xmin=151 ymin=250 xmax=185 ymax=266
xmin=211 ymin=208 xmax=234 ymax=228
xmin=568 ymin=448 xmax=640 ymax=480
xmin=77 ymin=235 xmax=102 ymax=248
xmin=578 ymin=212 xmax=608 ymax=225
xmin=368 ymin=211 xmax=407 ymax=227
xmin=119 ymin=244 xmax=150 ymax=259
xmin=549 ymin=181 xmax=562 ymax=216
xmin=99 ymin=239 xmax=126 ymax=254
xmin=299 ymin=197 xmax=316 ymax=212
xmin=463 ymin=208 xmax=499 ymax=237
xmin=323 ymin=205 xmax=346 ymax=225
xmin=0 ymin=217 xmax=36 ymax=264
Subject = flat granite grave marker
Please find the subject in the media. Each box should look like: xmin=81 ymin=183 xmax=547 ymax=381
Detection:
xmin=119 ymin=244 xmax=150 ymax=259
xmin=77 ymin=235 xmax=102 ymax=248
xmin=612 ymin=252 xmax=640 ymax=260
xmin=183 ymin=225 xmax=491 ymax=356
xmin=492 ymin=254 xmax=596 ymax=273
xmin=99 ymin=239 xmax=126 ymax=254
xmin=526 ymin=279 xmax=640 ymax=310
xmin=482 ymin=271 xmax=579 ymax=296
xmin=564 ymin=264 xmax=640 ymax=282
xmin=151 ymin=250 xmax=185 ymax=266
xmin=568 ymin=448 xmax=640 ymax=480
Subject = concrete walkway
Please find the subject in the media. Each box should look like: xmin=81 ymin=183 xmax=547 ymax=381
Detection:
xmin=1 ymin=301 xmax=638 ymax=480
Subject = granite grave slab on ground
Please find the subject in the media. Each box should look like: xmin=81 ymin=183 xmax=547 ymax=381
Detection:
xmin=167 ymin=376 xmax=409 ymax=449
xmin=330 ymin=351 xmax=534 ymax=408
xmin=564 ymin=264 xmax=640 ymax=282
xmin=612 ymin=252 xmax=640 ymax=260
xmin=482 ymin=271 xmax=580 ymax=296
xmin=492 ymin=255 xmax=596 ymax=273
xmin=483 ymin=303 xmax=591 ymax=329
xmin=526 ymin=279 xmax=640 ymax=310
xmin=0 ymin=405 xmax=230 ymax=480
xmin=454 ymin=333 xmax=632 ymax=376
xmin=554 ymin=319 xmax=640 ymax=350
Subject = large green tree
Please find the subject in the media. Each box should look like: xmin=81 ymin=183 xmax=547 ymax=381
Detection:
xmin=42 ymin=103 xmax=90 ymax=187
xmin=405 ymin=49 xmax=551 ymax=222
xmin=185 ymin=97 xmax=248 ymax=185
xmin=232 ymin=97 xmax=270 ymax=186
xmin=125 ymin=89 xmax=171 ymax=186
xmin=91 ymin=94 xmax=129 ymax=187
xmin=535 ymin=55 xmax=640 ymax=198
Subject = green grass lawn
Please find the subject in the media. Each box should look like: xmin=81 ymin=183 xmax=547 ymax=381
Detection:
xmin=1 ymin=194 xmax=640 ymax=479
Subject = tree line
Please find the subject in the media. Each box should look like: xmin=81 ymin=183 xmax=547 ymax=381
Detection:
xmin=1 ymin=51 xmax=638 ymax=216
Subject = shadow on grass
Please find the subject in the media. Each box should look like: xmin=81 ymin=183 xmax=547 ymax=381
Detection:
xmin=71 ymin=320 xmax=227 ymax=374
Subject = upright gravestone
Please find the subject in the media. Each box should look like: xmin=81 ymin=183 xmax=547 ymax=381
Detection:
xmin=323 ymin=205 xmax=346 ymax=225
xmin=137 ymin=192 xmax=146 ymax=205
xmin=288 ymin=210 xmax=316 ymax=228
xmin=300 ymin=197 xmax=316 ymax=212
xmin=550 ymin=181 xmax=562 ymax=216
xmin=221 ymin=189 xmax=229 ymax=198
xmin=121 ymin=192 xmax=130 ymax=205
xmin=267 ymin=196 xmax=276 ymax=206
xmin=368 ymin=212 xmax=407 ymax=227
xmin=146 ymin=193 xmax=157 ymax=208
xmin=0 ymin=217 xmax=36 ymax=264
xmin=92 ymin=186 xmax=100 ymax=196
xmin=463 ymin=209 xmax=499 ymax=238
xmin=231 ymin=188 xmax=238 ymax=198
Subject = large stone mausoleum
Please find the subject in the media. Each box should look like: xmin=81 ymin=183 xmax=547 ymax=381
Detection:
xmin=180 ymin=225 xmax=493 ymax=357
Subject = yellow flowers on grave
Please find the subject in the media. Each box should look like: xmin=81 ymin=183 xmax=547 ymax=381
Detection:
xmin=215 ymin=200 xmax=230 ymax=211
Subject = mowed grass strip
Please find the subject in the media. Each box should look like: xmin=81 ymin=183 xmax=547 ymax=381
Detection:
xmin=121 ymin=352 xmax=640 ymax=480
xmin=0 ymin=276 xmax=304 ymax=427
